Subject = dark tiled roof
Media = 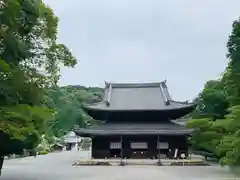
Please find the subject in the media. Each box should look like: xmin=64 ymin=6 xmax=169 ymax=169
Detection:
xmin=74 ymin=122 xmax=193 ymax=136
xmin=83 ymin=81 xmax=196 ymax=111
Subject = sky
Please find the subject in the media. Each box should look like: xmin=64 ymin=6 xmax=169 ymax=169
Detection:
xmin=43 ymin=0 xmax=240 ymax=101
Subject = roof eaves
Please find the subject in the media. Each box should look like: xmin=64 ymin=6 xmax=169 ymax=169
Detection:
xmin=75 ymin=129 xmax=193 ymax=136
xmin=83 ymin=102 xmax=196 ymax=112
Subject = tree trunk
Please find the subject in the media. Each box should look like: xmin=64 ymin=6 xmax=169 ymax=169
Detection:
xmin=0 ymin=156 xmax=4 ymax=176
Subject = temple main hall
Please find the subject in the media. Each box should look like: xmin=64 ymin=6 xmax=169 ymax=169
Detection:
xmin=75 ymin=81 xmax=196 ymax=159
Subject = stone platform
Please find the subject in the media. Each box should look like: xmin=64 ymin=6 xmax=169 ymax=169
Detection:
xmin=74 ymin=158 xmax=208 ymax=166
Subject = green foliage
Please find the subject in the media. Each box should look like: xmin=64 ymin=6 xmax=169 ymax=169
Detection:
xmin=189 ymin=18 xmax=240 ymax=167
xmin=191 ymin=80 xmax=229 ymax=120
xmin=0 ymin=59 xmax=54 ymax=155
xmin=217 ymin=106 xmax=240 ymax=166
xmin=0 ymin=0 xmax=76 ymax=85
xmin=0 ymin=105 xmax=52 ymax=139
xmin=188 ymin=118 xmax=222 ymax=156
xmin=0 ymin=0 xmax=76 ymax=164
xmin=0 ymin=60 xmax=43 ymax=106
xmin=37 ymin=134 xmax=51 ymax=152
xmin=223 ymin=18 xmax=240 ymax=106
xmin=39 ymin=150 xmax=48 ymax=155
xmin=43 ymin=85 xmax=103 ymax=138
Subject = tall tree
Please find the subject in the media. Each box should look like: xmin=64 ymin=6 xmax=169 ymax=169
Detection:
xmin=223 ymin=18 xmax=240 ymax=106
xmin=0 ymin=0 xmax=76 ymax=86
xmin=191 ymin=80 xmax=229 ymax=120
xmin=43 ymin=86 xmax=103 ymax=138
xmin=188 ymin=80 xmax=228 ymax=157
xmin=217 ymin=18 xmax=240 ymax=166
xmin=0 ymin=0 xmax=76 ymax=174
xmin=189 ymin=18 xmax=240 ymax=166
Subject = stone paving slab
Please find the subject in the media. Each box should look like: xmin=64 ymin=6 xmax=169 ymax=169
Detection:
xmin=1 ymin=151 xmax=239 ymax=180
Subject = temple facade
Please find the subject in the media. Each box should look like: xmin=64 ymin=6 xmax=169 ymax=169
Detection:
xmin=75 ymin=81 xmax=196 ymax=159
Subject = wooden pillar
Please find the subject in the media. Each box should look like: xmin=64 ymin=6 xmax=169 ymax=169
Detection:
xmin=148 ymin=136 xmax=157 ymax=159
xmin=157 ymin=135 xmax=161 ymax=165
xmin=122 ymin=136 xmax=131 ymax=158
xmin=120 ymin=135 xmax=124 ymax=165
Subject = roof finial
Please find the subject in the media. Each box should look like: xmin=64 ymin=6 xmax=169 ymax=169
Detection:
xmin=105 ymin=81 xmax=109 ymax=88
xmin=159 ymin=82 xmax=170 ymax=105
xmin=105 ymin=83 xmax=112 ymax=106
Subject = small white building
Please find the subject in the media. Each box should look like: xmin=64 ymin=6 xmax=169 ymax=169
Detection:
xmin=63 ymin=131 xmax=82 ymax=151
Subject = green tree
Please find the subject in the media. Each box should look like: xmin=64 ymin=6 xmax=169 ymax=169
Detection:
xmin=189 ymin=18 xmax=240 ymax=167
xmin=188 ymin=79 xmax=229 ymax=156
xmin=0 ymin=0 xmax=76 ymax=174
xmin=191 ymin=80 xmax=228 ymax=119
xmin=0 ymin=0 xmax=76 ymax=86
xmin=43 ymin=86 xmax=103 ymax=138
xmin=217 ymin=18 xmax=240 ymax=166
xmin=0 ymin=60 xmax=54 ymax=173
xmin=223 ymin=18 xmax=240 ymax=106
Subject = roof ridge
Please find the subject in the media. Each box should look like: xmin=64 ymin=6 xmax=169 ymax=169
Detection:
xmin=105 ymin=81 xmax=167 ymax=88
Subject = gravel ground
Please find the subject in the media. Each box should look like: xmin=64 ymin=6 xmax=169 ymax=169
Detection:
xmin=1 ymin=151 xmax=238 ymax=180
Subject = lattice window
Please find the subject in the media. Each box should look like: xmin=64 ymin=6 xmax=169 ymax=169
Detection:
xmin=110 ymin=142 xmax=121 ymax=149
xmin=157 ymin=142 xmax=169 ymax=149
xmin=130 ymin=142 xmax=148 ymax=149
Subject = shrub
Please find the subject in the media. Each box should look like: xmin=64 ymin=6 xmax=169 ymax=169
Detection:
xmin=39 ymin=150 xmax=48 ymax=155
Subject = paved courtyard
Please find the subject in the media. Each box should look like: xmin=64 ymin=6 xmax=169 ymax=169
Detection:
xmin=1 ymin=151 xmax=239 ymax=180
